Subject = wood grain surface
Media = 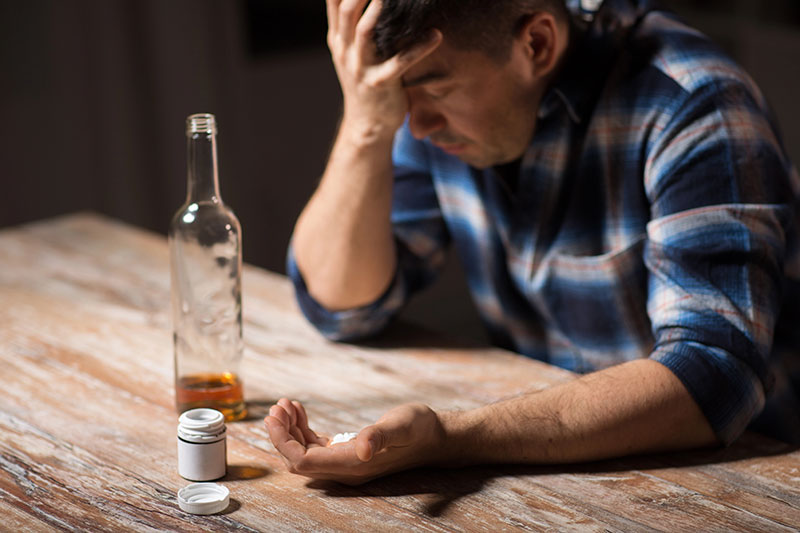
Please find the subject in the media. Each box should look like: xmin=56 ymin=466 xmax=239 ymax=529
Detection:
xmin=1 ymin=212 xmax=798 ymax=532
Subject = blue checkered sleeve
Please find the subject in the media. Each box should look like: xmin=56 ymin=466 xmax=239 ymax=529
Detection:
xmin=644 ymin=80 xmax=794 ymax=443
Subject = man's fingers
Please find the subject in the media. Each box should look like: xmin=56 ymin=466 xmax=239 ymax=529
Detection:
xmin=292 ymin=400 xmax=311 ymax=431
xmin=293 ymin=444 xmax=364 ymax=476
xmin=354 ymin=0 xmax=382 ymax=59
xmin=355 ymin=419 xmax=409 ymax=462
xmin=292 ymin=400 xmax=327 ymax=446
xmin=277 ymin=398 xmax=298 ymax=426
xmin=355 ymin=427 xmax=380 ymax=461
xmin=265 ymin=414 xmax=290 ymax=443
xmin=338 ymin=0 xmax=370 ymax=44
xmin=395 ymin=29 xmax=443 ymax=74
xmin=268 ymin=404 xmax=306 ymax=445
xmin=265 ymin=415 xmax=308 ymax=463
xmin=355 ymin=0 xmax=381 ymax=37
xmin=326 ymin=0 xmax=342 ymax=36
xmin=269 ymin=404 xmax=291 ymax=428
xmin=368 ymin=29 xmax=443 ymax=85
xmin=289 ymin=424 xmax=307 ymax=446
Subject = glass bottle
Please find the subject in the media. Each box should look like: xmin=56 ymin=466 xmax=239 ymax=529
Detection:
xmin=169 ymin=113 xmax=246 ymax=421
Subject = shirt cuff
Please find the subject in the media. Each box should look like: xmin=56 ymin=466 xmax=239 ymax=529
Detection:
xmin=651 ymin=340 xmax=767 ymax=445
xmin=286 ymin=245 xmax=407 ymax=342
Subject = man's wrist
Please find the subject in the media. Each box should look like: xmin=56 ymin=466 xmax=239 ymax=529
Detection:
xmin=339 ymin=114 xmax=401 ymax=149
xmin=435 ymin=408 xmax=482 ymax=467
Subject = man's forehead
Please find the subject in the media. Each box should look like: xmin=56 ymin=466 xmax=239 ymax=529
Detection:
xmin=401 ymin=68 xmax=451 ymax=88
xmin=400 ymin=39 xmax=502 ymax=88
xmin=400 ymin=38 xmax=463 ymax=87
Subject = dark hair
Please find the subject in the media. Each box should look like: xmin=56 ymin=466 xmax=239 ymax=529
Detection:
xmin=372 ymin=0 xmax=568 ymax=61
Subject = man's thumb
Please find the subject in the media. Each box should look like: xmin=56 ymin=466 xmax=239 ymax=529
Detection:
xmin=355 ymin=425 xmax=388 ymax=462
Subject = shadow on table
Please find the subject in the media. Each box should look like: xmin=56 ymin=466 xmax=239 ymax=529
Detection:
xmin=578 ymin=431 xmax=799 ymax=473
xmin=356 ymin=319 xmax=494 ymax=352
xmin=223 ymin=464 xmax=271 ymax=482
xmin=218 ymin=498 xmax=242 ymax=515
xmin=307 ymin=432 xmax=796 ymax=518
xmin=239 ymin=399 xmax=277 ymax=422
xmin=307 ymin=467 xmax=495 ymax=517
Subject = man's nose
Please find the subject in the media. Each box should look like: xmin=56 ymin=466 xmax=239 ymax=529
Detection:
xmin=408 ymin=100 xmax=446 ymax=140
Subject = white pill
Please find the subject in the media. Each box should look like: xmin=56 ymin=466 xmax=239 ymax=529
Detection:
xmin=329 ymin=432 xmax=358 ymax=445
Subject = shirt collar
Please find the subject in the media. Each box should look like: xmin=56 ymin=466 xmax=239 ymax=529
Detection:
xmin=540 ymin=0 xmax=654 ymax=124
xmin=565 ymin=0 xmax=606 ymax=23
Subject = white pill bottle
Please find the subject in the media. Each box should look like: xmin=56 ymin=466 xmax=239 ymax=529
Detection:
xmin=177 ymin=408 xmax=227 ymax=481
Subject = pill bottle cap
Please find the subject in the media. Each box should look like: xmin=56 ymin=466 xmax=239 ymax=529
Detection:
xmin=178 ymin=408 xmax=226 ymax=443
xmin=177 ymin=483 xmax=230 ymax=515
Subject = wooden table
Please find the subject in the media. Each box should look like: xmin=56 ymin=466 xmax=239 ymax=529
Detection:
xmin=1 ymin=212 xmax=799 ymax=532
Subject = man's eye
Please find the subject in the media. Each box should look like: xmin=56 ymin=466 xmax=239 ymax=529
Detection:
xmin=427 ymin=87 xmax=452 ymax=100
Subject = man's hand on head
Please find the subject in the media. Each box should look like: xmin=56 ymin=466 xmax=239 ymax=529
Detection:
xmin=326 ymin=0 xmax=442 ymax=143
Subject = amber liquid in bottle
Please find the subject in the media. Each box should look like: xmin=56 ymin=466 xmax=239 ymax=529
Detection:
xmin=175 ymin=372 xmax=246 ymax=421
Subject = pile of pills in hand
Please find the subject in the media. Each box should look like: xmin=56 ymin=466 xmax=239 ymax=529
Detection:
xmin=329 ymin=432 xmax=358 ymax=445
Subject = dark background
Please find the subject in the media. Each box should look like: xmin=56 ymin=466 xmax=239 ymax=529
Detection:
xmin=2 ymin=0 xmax=799 ymax=342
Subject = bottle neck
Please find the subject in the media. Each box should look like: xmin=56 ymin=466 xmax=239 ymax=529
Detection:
xmin=186 ymin=132 xmax=221 ymax=204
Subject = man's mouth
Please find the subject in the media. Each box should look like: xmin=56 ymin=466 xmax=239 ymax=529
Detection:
xmin=432 ymin=137 xmax=469 ymax=155
xmin=438 ymin=143 xmax=468 ymax=155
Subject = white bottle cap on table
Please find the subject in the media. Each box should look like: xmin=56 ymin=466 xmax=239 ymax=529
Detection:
xmin=177 ymin=482 xmax=230 ymax=515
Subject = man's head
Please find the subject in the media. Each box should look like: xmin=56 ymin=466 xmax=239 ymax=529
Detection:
xmin=376 ymin=1 xmax=571 ymax=169
xmin=373 ymin=0 xmax=569 ymax=62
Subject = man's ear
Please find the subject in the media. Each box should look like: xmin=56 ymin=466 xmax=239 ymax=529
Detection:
xmin=516 ymin=11 xmax=567 ymax=78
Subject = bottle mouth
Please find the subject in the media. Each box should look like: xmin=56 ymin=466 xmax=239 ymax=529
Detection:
xmin=186 ymin=113 xmax=217 ymax=136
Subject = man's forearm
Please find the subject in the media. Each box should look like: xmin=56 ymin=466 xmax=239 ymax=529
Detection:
xmin=292 ymin=122 xmax=398 ymax=310
xmin=293 ymin=0 xmax=443 ymax=312
xmin=439 ymin=359 xmax=719 ymax=465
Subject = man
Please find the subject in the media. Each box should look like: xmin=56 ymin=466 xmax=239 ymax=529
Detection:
xmin=266 ymin=0 xmax=800 ymax=484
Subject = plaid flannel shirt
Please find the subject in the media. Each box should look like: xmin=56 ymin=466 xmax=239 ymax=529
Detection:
xmin=289 ymin=0 xmax=800 ymax=444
